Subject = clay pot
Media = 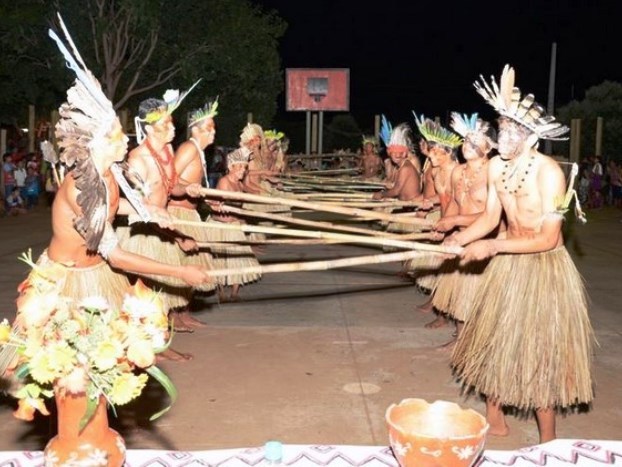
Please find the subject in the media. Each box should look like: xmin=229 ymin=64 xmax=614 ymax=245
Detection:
xmin=44 ymin=391 xmax=125 ymax=467
xmin=386 ymin=398 xmax=488 ymax=467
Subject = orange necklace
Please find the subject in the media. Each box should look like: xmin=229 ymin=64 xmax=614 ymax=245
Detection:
xmin=145 ymin=139 xmax=178 ymax=195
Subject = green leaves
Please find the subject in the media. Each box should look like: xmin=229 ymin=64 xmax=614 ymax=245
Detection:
xmin=146 ymin=365 xmax=177 ymax=420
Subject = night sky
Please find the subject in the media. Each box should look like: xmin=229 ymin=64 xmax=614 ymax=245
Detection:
xmin=254 ymin=0 xmax=620 ymax=129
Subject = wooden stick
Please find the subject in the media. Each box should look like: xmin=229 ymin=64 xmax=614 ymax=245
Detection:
xmin=296 ymin=168 xmax=360 ymax=176
xmin=205 ymin=248 xmax=460 ymax=278
xmin=280 ymin=173 xmax=385 ymax=186
xmin=197 ymin=188 xmax=433 ymax=227
xmin=197 ymin=231 xmax=437 ymax=246
xmin=222 ymin=205 xmax=413 ymax=238
xmin=176 ymin=219 xmax=442 ymax=251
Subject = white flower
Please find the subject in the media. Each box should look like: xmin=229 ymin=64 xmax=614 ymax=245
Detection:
xmin=79 ymin=296 xmax=109 ymax=311
xmin=163 ymin=89 xmax=179 ymax=104
xmin=123 ymin=295 xmax=160 ymax=319
xmin=452 ymin=445 xmax=476 ymax=460
xmin=390 ymin=435 xmax=411 ymax=457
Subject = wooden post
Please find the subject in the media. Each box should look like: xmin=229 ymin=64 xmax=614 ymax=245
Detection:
xmin=311 ymin=113 xmax=318 ymax=154
xmin=247 ymin=112 xmax=253 ymax=124
xmin=569 ymin=118 xmax=581 ymax=163
xmin=28 ymin=105 xmax=36 ymax=153
xmin=374 ymin=115 xmax=380 ymax=140
xmin=318 ymin=111 xmax=324 ymax=155
xmin=305 ymin=111 xmax=311 ymax=156
xmin=595 ymin=116 xmax=603 ymax=157
xmin=119 ymin=109 xmax=129 ymax=133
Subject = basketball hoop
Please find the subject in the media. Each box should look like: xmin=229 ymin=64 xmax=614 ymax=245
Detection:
xmin=307 ymin=77 xmax=328 ymax=103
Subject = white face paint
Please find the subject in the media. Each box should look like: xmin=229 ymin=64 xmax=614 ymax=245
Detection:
xmin=497 ymin=122 xmax=527 ymax=159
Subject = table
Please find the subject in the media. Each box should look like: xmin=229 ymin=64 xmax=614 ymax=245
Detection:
xmin=1 ymin=439 xmax=620 ymax=466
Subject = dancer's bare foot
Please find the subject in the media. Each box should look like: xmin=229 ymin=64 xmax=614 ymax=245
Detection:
xmin=416 ymin=300 xmax=434 ymax=313
xmin=157 ymin=348 xmax=193 ymax=362
xmin=177 ymin=310 xmax=208 ymax=328
xmin=171 ymin=315 xmax=195 ymax=333
xmin=436 ymin=337 xmax=456 ymax=352
xmin=425 ymin=315 xmax=448 ymax=329
xmin=488 ymin=423 xmax=510 ymax=437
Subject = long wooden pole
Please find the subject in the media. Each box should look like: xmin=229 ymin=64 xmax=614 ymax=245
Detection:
xmin=205 ymin=248 xmax=460 ymax=278
xmin=197 ymin=188 xmax=433 ymax=227
xmin=221 ymin=205 xmax=415 ymax=238
xmin=175 ymin=219 xmax=440 ymax=251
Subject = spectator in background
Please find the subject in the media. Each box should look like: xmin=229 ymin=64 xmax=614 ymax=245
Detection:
xmin=607 ymin=160 xmax=622 ymax=208
xmin=208 ymin=147 xmax=227 ymax=188
xmin=6 ymin=187 xmax=27 ymax=215
xmin=44 ymin=171 xmax=58 ymax=208
xmin=24 ymin=167 xmax=40 ymax=209
xmin=14 ymin=160 xmax=27 ymax=199
xmin=2 ymin=153 xmax=16 ymax=205
xmin=590 ymin=155 xmax=604 ymax=208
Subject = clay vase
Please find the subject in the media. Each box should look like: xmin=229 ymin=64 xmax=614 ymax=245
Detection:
xmin=386 ymin=398 xmax=488 ymax=467
xmin=44 ymin=391 xmax=125 ymax=467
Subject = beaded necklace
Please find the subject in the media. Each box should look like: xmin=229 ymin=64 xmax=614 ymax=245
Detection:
xmin=145 ymin=139 xmax=177 ymax=195
xmin=501 ymin=152 xmax=535 ymax=195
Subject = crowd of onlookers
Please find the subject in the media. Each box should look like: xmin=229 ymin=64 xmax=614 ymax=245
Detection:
xmin=578 ymin=155 xmax=622 ymax=209
xmin=1 ymin=149 xmax=57 ymax=217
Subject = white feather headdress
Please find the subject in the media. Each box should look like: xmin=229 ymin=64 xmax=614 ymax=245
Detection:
xmin=474 ymin=65 xmax=569 ymax=141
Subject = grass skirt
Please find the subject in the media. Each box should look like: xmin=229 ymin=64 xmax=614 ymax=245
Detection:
xmin=167 ymin=206 xmax=216 ymax=292
xmin=432 ymin=258 xmax=489 ymax=321
xmin=38 ymin=250 xmax=129 ymax=310
xmin=451 ymin=247 xmax=594 ymax=410
xmin=404 ymin=251 xmax=446 ymax=291
xmin=116 ymin=224 xmax=189 ymax=310
xmin=205 ymin=221 xmax=262 ymax=286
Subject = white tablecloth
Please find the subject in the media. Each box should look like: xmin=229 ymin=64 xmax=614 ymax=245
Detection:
xmin=1 ymin=439 xmax=620 ymax=466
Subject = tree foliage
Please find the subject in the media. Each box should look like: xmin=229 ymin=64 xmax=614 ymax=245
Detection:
xmin=324 ymin=114 xmax=362 ymax=152
xmin=556 ymin=81 xmax=622 ymax=160
xmin=0 ymin=0 xmax=286 ymax=145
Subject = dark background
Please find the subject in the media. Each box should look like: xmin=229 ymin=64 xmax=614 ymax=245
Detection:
xmin=254 ymin=0 xmax=620 ymax=132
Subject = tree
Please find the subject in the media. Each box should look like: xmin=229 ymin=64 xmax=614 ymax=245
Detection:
xmin=556 ymin=81 xmax=622 ymax=161
xmin=324 ymin=114 xmax=362 ymax=152
xmin=0 ymin=0 xmax=286 ymax=146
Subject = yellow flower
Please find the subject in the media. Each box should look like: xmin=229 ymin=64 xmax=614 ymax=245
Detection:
xmin=13 ymin=397 xmax=50 ymax=421
xmin=109 ymin=373 xmax=148 ymax=405
xmin=0 ymin=319 xmax=11 ymax=344
xmin=29 ymin=352 xmax=56 ymax=384
xmin=127 ymin=339 xmax=155 ymax=368
xmin=92 ymin=340 xmax=124 ymax=371
xmin=47 ymin=343 xmax=77 ymax=374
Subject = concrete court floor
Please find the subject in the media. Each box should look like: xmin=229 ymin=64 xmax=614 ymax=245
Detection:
xmin=0 ymin=205 xmax=620 ymax=453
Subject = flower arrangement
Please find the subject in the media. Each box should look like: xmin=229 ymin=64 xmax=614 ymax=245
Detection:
xmin=0 ymin=250 xmax=176 ymax=428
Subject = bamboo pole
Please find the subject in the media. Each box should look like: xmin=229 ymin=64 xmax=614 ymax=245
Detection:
xmin=176 ymin=219 xmax=439 ymax=251
xmin=197 ymin=188 xmax=433 ymax=227
xmin=204 ymin=248 xmax=460 ymax=278
xmin=222 ymin=205 xmax=413 ymax=238
xmin=296 ymin=168 xmax=360 ymax=176
xmin=197 ymin=231 xmax=436 ymax=246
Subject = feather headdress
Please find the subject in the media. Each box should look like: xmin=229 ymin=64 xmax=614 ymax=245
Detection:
xmin=450 ymin=112 xmax=494 ymax=148
xmin=379 ymin=115 xmax=411 ymax=153
xmin=49 ymin=14 xmax=119 ymax=252
xmin=188 ymin=97 xmax=219 ymax=128
xmin=474 ymin=64 xmax=569 ymax=141
xmin=134 ymin=80 xmax=201 ymax=143
xmin=264 ymin=129 xmax=285 ymax=141
xmin=240 ymin=123 xmax=264 ymax=145
xmin=361 ymin=135 xmax=378 ymax=147
xmin=379 ymin=114 xmax=393 ymax=148
xmin=227 ymin=147 xmax=252 ymax=165
xmin=413 ymin=112 xmax=463 ymax=149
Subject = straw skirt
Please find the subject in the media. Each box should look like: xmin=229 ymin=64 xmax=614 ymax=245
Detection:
xmin=432 ymin=258 xmax=489 ymax=322
xmin=451 ymin=246 xmax=594 ymax=410
xmin=167 ymin=205 xmax=216 ymax=292
xmin=205 ymin=221 xmax=262 ymax=286
xmin=116 ymin=223 xmax=189 ymax=310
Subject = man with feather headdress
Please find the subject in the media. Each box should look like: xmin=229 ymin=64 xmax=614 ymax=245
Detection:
xmin=0 ymin=16 xmax=211 ymax=375
xmin=117 ymin=83 xmax=207 ymax=356
xmin=448 ymin=65 xmax=593 ymax=443
xmin=167 ymin=99 xmax=220 ymax=329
